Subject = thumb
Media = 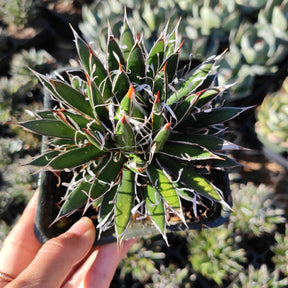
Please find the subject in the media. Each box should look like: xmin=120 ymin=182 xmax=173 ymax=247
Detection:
xmin=8 ymin=217 xmax=96 ymax=288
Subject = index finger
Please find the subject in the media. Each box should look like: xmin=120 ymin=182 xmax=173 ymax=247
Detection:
xmin=0 ymin=190 xmax=41 ymax=279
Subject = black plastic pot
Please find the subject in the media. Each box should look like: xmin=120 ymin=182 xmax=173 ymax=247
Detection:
xmin=34 ymin=167 xmax=232 ymax=246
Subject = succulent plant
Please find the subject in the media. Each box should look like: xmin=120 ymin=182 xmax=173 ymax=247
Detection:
xmin=255 ymin=77 xmax=288 ymax=154
xmin=187 ymin=227 xmax=246 ymax=286
xmin=229 ymin=182 xmax=286 ymax=237
xmin=20 ymin=14 xmax=248 ymax=244
xmin=10 ymin=48 xmax=55 ymax=93
xmin=118 ymin=239 xmax=165 ymax=282
xmin=229 ymin=264 xmax=288 ymax=288
xmin=0 ymin=0 xmax=35 ymax=27
xmin=271 ymin=224 xmax=288 ymax=277
xmin=149 ymin=265 xmax=192 ymax=288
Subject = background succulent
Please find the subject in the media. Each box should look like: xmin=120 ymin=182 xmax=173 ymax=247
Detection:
xmin=187 ymin=227 xmax=246 ymax=286
xmin=79 ymin=0 xmax=288 ymax=102
xmin=228 ymin=264 xmax=288 ymax=288
xmin=20 ymin=14 xmax=247 ymax=243
xmin=229 ymin=182 xmax=286 ymax=237
xmin=271 ymin=224 xmax=288 ymax=277
xmin=0 ymin=0 xmax=35 ymax=27
xmin=255 ymin=76 xmax=288 ymax=154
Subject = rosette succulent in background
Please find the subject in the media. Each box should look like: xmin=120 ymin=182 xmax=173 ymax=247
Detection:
xmin=256 ymin=76 xmax=288 ymax=154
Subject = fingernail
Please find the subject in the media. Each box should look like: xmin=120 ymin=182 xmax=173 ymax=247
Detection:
xmin=68 ymin=217 xmax=94 ymax=236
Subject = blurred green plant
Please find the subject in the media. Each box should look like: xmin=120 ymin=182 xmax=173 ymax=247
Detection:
xmin=228 ymin=264 xmax=288 ymax=288
xmin=230 ymin=182 xmax=286 ymax=237
xmin=0 ymin=77 xmax=14 ymax=122
xmin=10 ymin=48 xmax=55 ymax=94
xmin=148 ymin=265 xmax=193 ymax=288
xmin=271 ymin=224 xmax=288 ymax=277
xmin=0 ymin=0 xmax=35 ymax=27
xmin=187 ymin=227 xmax=246 ymax=286
xmin=119 ymin=239 xmax=165 ymax=282
xmin=255 ymin=76 xmax=288 ymax=154
xmin=0 ymin=48 xmax=54 ymax=123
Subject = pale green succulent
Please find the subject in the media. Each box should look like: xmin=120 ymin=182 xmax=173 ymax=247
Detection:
xmin=230 ymin=183 xmax=286 ymax=237
xmin=0 ymin=0 xmax=34 ymax=27
xmin=10 ymin=48 xmax=55 ymax=93
xmin=20 ymin=15 xmax=247 ymax=243
xmin=256 ymin=77 xmax=288 ymax=154
xmin=229 ymin=265 xmax=288 ymax=288
xmin=187 ymin=227 xmax=246 ymax=286
xmin=271 ymin=224 xmax=288 ymax=277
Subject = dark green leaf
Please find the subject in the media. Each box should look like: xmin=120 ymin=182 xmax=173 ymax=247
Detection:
xmin=159 ymin=155 xmax=223 ymax=202
xmin=48 ymin=145 xmax=106 ymax=170
xmin=21 ymin=119 xmax=79 ymax=139
xmin=50 ymin=79 xmax=94 ymax=118
xmin=162 ymin=142 xmax=220 ymax=160
xmin=29 ymin=150 xmax=61 ymax=167
xmin=126 ymin=39 xmax=145 ymax=85
xmin=115 ymin=168 xmax=135 ymax=241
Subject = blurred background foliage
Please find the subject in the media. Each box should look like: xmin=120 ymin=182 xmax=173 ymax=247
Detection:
xmin=1 ymin=0 xmax=288 ymax=287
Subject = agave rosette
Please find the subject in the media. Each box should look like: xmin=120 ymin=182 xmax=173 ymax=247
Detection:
xmin=21 ymin=16 xmax=247 ymax=243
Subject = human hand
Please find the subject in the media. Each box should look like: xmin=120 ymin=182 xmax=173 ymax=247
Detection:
xmin=0 ymin=191 xmax=137 ymax=288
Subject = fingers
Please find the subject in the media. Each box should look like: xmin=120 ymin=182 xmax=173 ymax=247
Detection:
xmin=80 ymin=238 xmax=137 ymax=288
xmin=0 ymin=191 xmax=41 ymax=279
xmin=7 ymin=217 xmax=96 ymax=288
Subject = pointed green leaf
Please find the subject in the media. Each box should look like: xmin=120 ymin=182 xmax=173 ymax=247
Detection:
xmin=120 ymin=16 xmax=135 ymax=60
xmin=147 ymin=37 xmax=165 ymax=77
xmin=86 ymin=79 xmax=110 ymax=125
xmin=50 ymin=79 xmax=94 ymax=118
xmin=72 ymin=27 xmax=90 ymax=73
xmin=54 ymin=109 xmax=101 ymax=132
xmin=179 ymin=107 xmax=251 ymax=128
xmin=89 ymin=53 xmax=112 ymax=101
xmin=153 ymin=123 xmax=172 ymax=152
xmin=196 ymin=87 xmax=223 ymax=108
xmin=126 ymin=39 xmax=145 ymax=85
xmin=112 ymin=67 xmax=130 ymax=103
xmin=145 ymin=184 xmax=166 ymax=239
xmin=169 ymin=133 xmax=225 ymax=151
xmin=147 ymin=163 xmax=181 ymax=211
xmin=115 ymin=168 xmax=134 ymax=241
xmin=173 ymin=91 xmax=200 ymax=121
xmin=115 ymin=115 xmax=135 ymax=151
xmin=20 ymin=119 xmax=80 ymax=139
xmin=98 ymin=185 xmax=118 ymax=228
xmin=151 ymin=91 xmax=164 ymax=131
xmin=161 ymin=142 xmax=220 ymax=161
xmin=166 ymin=56 xmax=217 ymax=106
xmin=32 ymin=71 xmax=57 ymax=96
xmin=116 ymin=84 xmax=146 ymax=120
xmin=29 ymin=150 xmax=61 ymax=167
xmin=108 ymin=35 xmax=126 ymax=72
xmin=49 ymin=145 xmax=106 ymax=170
xmin=59 ymin=155 xmax=124 ymax=217
xmin=209 ymin=155 xmax=240 ymax=168
xmin=159 ymin=155 xmax=223 ymax=202
xmin=163 ymin=51 xmax=179 ymax=83
xmin=165 ymin=20 xmax=179 ymax=57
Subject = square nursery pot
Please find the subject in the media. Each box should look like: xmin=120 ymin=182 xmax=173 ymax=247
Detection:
xmin=34 ymin=168 xmax=232 ymax=246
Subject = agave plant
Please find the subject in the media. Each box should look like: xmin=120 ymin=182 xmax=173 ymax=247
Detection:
xmin=20 ymin=14 xmax=248 ymax=244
